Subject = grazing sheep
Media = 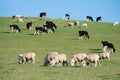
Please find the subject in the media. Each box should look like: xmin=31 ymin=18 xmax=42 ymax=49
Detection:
xmin=49 ymin=53 xmax=68 ymax=67
xmin=74 ymin=21 xmax=79 ymax=26
xmin=68 ymin=22 xmax=74 ymax=27
xmin=70 ymin=53 xmax=87 ymax=66
xmin=44 ymin=52 xmax=59 ymax=66
xmin=17 ymin=18 xmax=24 ymax=22
xmin=81 ymin=54 xmax=100 ymax=67
xmin=80 ymin=23 xmax=88 ymax=28
xmin=18 ymin=52 xmax=36 ymax=64
xmin=99 ymin=51 xmax=111 ymax=60
xmin=113 ymin=22 xmax=119 ymax=26
xmin=12 ymin=15 xmax=23 ymax=19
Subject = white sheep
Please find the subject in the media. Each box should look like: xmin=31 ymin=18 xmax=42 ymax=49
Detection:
xmin=70 ymin=53 xmax=87 ymax=66
xmin=18 ymin=52 xmax=36 ymax=64
xmin=81 ymin=54 xmax=100 ymax=67
xmin=99 ymin=51 xmax=111 ymax=60
xmin=113 ymin=22 xmax=119 ymax=26
xmin=43 ymin=52 xmax=59 ymax=66
xmin=18 ymin=18 xmax=24 ymax=22
xmin=49 ymin=53 xmax=68 ymax=67
xmin=68 ymin=22 xmax=74 ymax=27
xmin=80 ymin=23 xmax=88 ymax=28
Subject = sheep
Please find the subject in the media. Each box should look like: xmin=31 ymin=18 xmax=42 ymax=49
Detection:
xmin=74 ymin=21 xmax=79 ymax=26
xmin=12 ymin=15 xmax=23 ymax=19
xmin=43 ymin=52 xmax=59 ymax=66
xmin=81 ymin=54 xmax=100 ymax=67
xmin=17 ymin=18 xmax=24 ymax=23
xmin=49 ymin=53 xmax=68 ymax=67
xmin=113 ymin=22 xmax=119 ymax=26
xmin=99 ymin=51 xmax=111 ymax=60
xmin=70 ymin=53 xmax=87 ymax=66
xmin=68 ymin=22 xmax=74 ymax=27
xmin=80 ymin=23 xmax=88 ymax=28
xmin=18 ymin=52 xmax=36 ymax=64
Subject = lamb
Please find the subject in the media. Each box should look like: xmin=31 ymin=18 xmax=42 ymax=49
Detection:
xmin=81 ymin=54 xmax=100 ymax=67
xmin=68 ymin=22 xmax=74 ymax=27
xmin=43 ymin=52 xmax=59 ymax=66
xmin=17 ymin=18 xmax=24 ymax=22
xmin=18 ymin=52 xmax=36 ymax=64
xmin=99 ymin=51 xmax=110 ymax=60
xmin=80 ymin=23 xmax=88 ymax=28
xmin=70 ymin=53 xmax=87 ymax=66
xmin=113 ymin=22 xmax=119 ymax=26
xmin=49 ymin=53 xmax=68 ymax=67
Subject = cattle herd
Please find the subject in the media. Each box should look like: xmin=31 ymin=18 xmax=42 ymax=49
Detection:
xmin=11 ymin=13 xmax=117 ymax=67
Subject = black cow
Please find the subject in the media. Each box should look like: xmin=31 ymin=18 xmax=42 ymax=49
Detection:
xmin=86 ymin=16 xmax=94 ymax=21
xmin=40 ymin=12 xmax=46 ymax=17
xmin=78 ymin=31 xmax=89 ymax=40
xmin=44 ymin=21 xmax=57 ymax=33
xmin=34 ymin=27 xmax=48 ymax=35
xmin=96 ymin=16 xmax=102 ymax=22
xmin=26 ymin=22 xmax=32 ymax=30
xmin=65 ymin=14 xmax=70 ymax=20
xmin=101 ymin=41 xmax=115 ymax=53
xmin=10 ymin=24 xmax=21 ymax=33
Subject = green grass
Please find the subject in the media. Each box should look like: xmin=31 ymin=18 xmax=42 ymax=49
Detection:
xmin=0 ymin=17 xmax=120 ymax=80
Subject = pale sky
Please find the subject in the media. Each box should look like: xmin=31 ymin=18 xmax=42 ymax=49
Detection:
xmin=0 ymin=0 xmax=120 ymax=22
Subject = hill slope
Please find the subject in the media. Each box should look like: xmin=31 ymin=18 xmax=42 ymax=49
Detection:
xmin=0 ymin=17 xmax=120 ymax=80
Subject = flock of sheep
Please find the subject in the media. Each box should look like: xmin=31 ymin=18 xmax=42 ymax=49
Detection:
xmin=18 ymin=42 xmax=115 ymax=67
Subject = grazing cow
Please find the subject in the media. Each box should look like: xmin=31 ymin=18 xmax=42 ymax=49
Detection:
xmin=80 ymin=23 xmax=88 ymax=28
xmin=113 ymin=22 xmax=119 ymax=26
xmin=96 ymin=16 xmax=102 ymax=22
xmin=86 ymin=16 xmax=94 ymax=21
xmin=44 ymin=21 xmax=57 ymax=33
xmin=65 ymin=14 xmax=70 ymax=20
xmin=34 ymin=27 xmax=48 ymax=35
xmin=10 ymin=24 xmax=21 ymax=33
xmin=78 ymin=31 xmax=89 ymax=40
xmin=26 ymin=22 xmax=32 ymax=30
xmin=101 ymin=41 xmax=115 ymax=53
xmin=18 ymin=52 xmax=36 ymax=64
xmin=40 ymin=12 xmax=46 ymax=17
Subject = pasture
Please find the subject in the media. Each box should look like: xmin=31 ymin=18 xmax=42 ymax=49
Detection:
xmin=0 ymin=17 xmax=120 ymax=80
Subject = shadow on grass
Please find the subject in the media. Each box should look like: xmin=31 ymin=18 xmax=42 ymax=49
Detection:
xmin=27 ymin=33 xmax=34 ymax=35
xmin=89 ymin=48 xmax=103 ymax=53
xmin=0 ymin=32 xmax=10 ymax=34
xmin=99 ymin=73 xmax=120 ymax=80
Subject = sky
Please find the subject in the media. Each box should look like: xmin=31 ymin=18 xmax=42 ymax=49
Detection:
xmin=0 ymin=0 xmax=120 ymax=22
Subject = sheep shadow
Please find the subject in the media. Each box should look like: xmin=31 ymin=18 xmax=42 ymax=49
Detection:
xmin=27 ymin=33 xmax=34 ymax=35
xmin=89 ymin=48 xmax=103 ymax=53
xmin=70 ymin=38 xmax=79 ymax=40
xmin=0 ymin=32 xmax=10 ymax=34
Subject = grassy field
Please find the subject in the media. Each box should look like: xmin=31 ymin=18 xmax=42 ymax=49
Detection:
xmin=0 ymin=17 xmax=120 ymax=80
